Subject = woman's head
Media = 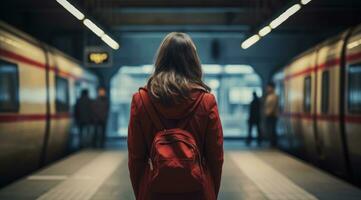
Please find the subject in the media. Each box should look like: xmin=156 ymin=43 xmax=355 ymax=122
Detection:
xmin=147 ymin=32 xmax=210 ymax=105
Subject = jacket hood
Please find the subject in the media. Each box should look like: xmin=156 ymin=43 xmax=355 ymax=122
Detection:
xmin=141 ymin=87 xmax=207 ymax=120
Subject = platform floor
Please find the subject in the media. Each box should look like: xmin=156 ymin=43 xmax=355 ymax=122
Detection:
xmin=1 ymin=142 xmax=361 ymax=200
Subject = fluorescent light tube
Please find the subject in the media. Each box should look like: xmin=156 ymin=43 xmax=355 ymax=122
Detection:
xmin=270 ymin=4 xmax=301 ymax=29
xmin=259 ymin=26 xmax=272 ymax=37
xmin=101 ymin=34 xmax=120 ymax=50
xmin=83 ymin=19 xmax=105 ymax=37
xmin=301 ymin=0 xmax=312 ymax=5
xmin=241 ymin=35 xmax=260 ymax=49
xmin=56 ymin=0 xmax=84 ymax=20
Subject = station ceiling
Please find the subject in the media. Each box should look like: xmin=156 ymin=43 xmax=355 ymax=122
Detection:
xmin=1 ymin=0 xmax=361 ymax=85
xmin=3 ymin=0 xmax=361 ymax=32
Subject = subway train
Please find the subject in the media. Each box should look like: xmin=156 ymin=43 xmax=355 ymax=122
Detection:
xmin=273 ymin=24 xmax=361 ymax=185
xmin=0 ymin=21 xmax=98 ymax=186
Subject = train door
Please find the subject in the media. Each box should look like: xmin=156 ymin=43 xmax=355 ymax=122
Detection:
xmin=286 ymin=51 xmax=318 ymax=161
xmin=314 ymin=35 xmax=348 ymax=177
xmin=344 ymin=26 xmax=361 ymax=184
xmin=302 ymin=66 xmax=318 ymax=163
xmin=44 ymin=53 xmax=72 ymax=163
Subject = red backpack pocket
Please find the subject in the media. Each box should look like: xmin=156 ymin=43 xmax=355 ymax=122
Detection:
xmin=148 ymin=129 xmax=204 ymax=193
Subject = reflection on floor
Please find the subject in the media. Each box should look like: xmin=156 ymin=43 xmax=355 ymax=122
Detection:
xmin=1 ymin=141 xmax=361 ymax=200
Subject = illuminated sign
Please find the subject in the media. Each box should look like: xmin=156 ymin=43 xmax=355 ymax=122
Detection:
xmin=84 ymin=46 xmax=113 ymax=67
xmin=88 ymin=52 xmax=109 ymax=64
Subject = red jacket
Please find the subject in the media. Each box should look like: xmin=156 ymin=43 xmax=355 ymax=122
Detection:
xmin=128 ymin=88 xmax=224 ymax=200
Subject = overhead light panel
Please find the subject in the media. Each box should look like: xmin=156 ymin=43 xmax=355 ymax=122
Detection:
xmin=270 ymin=4 xmax=301 ymax=29
xmin=56 ymin=0 xmax=84 ymax=20
xmin=224 ymin=65 xmax=254 ymax=74
xmin=101 ymin=34 xmax=120 ymax=50
xmin=83 ymin=19 xmax=105 ymax=37
xmin=241 ymin=1 xmax=310 ymax=50
xmin=57 ymin=0 xmax=120 ymax=50
xmin=202 ymin=64 xmax=222 ymax=74
xmin=258 ymin=26 xmax=272 ymax=37
xmin=301 ymin=0 xmax=312 ymax=5
xmin=241 ymin=35 xmax=260 ymax=49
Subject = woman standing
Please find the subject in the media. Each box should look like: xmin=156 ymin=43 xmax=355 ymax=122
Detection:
xmin=128 ymin=32 xmax=223 ymax=200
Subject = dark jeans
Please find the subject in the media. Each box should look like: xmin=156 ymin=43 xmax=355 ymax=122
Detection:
xmin=93 ymin=121 xmax=107 ymax=148
xmin=78 ymin=124 xmax=91 ymax=148
xmin=265 ymin=116 xmax=277 ymax=147
xmin=247 ymin=121 xmax=262 ymax=145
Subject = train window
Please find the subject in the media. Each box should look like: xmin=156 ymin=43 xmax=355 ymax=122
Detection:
xmin=0 ymin=59 xmax=19 ymax=112
xmin=55 ymin=76 xmax=70 ymax=112
xmin=304 ymin=76 xmax=312 ymax=113
xmin=321 ymin=71 xmax=329 ymax=114
xmin=347 ymin=64 xmax=361 ymax=114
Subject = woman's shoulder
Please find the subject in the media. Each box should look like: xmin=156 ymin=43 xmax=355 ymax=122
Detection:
xmin=130 ymin=90 xmax=143 ymax=110
xmin=131 ymin=86 xmax=147 ymax=102
xmin=198 ymin=92 xmax=217 ymax=113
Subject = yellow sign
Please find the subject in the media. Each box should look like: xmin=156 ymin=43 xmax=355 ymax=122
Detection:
xmin=88 ymin=52 xmax=109 ymax=64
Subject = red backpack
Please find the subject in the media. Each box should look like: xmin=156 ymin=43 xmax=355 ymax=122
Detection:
xmin=139 ymin=89 xmax=205 ymax=194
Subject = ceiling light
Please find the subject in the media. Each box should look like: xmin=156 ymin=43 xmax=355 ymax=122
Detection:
xmin=56 ymin=0 xmax=84 ymax=20
xmin=301 ymin=0 xmax=312 ymax=5
xmin=241 ymin=35 xmax=260 ymax=49
xmin=270 ymin=4 xmax=301 ymax=29
xmin=224 ymin=65 xmax=254 ymax=74
xmin=258 ymin=26 xmax=272 ymax=37
xmin=101 ymin=34 xmax=120 ymax=50
xmin=83 ymin=19 xmax=105 ymax=37
xmin=202 ymin=65 xmax=222 ymax=74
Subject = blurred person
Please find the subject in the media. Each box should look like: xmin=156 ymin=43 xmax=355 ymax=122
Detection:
xmin=264 ymin=82 xmax=278 ymax=147
xmin=128 ymin=32 xmax=224 ymax=200
xmin=247 ymin=91 xmax=262 ymax=145
xmin=92 ymin=87 xmax=109 ymax=148
xmin=74 ymin=89 xmax=92 ymax=148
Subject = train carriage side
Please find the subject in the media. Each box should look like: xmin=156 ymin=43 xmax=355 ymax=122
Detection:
xmin=274 ymin=28 xmax=359 ymax=180
xmin=273 ymin=70 xmax=291 ymax=150
xmin=0 ymin=21 xmax=99 ymax=185
xmin=0 ymin=23 xmax=48 ymax=184
xmin=314 ymin=33 xmax=349 ymax=178
xmin=344 ymin=25 xmax=361 ymax=184
xmin=283 ymin=50 xmax=318 ymax=162
xmin=44 ymin=49 xmax=98 ymax=163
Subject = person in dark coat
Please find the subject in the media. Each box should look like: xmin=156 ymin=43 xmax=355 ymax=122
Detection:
xmin=128 ymin=32 xmax=223 ymax=200
xmin=247 ymin=91 xmax=262 ymax=145
xmin=92 ymin=87 xmax=109 ymax=148
xmin=74 ymin=89 xmax=92 ymax=148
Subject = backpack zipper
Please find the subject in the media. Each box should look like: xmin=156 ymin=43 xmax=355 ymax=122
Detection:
xmin=151 ymin=138 xmax=204 ymax=172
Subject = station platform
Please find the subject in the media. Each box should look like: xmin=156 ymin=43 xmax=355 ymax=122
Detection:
xmin=1 ymin=142 xmax=361 ymax=200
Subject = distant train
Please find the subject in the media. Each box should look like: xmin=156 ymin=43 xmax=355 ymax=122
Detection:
xmin=0 ymin=21 xmax=98 ymax=186
xmin=273 ymin=24 xmax=361 ymax=185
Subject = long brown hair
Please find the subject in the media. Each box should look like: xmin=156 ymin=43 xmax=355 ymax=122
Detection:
xmin=147 ymin=32 xmax=210 ymax=105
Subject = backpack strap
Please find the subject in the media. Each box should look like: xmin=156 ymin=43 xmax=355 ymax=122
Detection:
xmin=138 ymin=88 xmax=165 ymax=131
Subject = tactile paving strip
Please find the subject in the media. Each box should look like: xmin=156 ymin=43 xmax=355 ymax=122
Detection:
xmin=229 ymin=151 xmax=318 ymax=200
xmin=36 ymin=151 xmax=124 ymax=200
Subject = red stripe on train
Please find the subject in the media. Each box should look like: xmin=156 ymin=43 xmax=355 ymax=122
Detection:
xmin=0 ymin=113 xmax=70 ymax=123
xmin=281 ymin=113 xmax=361 ymax=124
xmin=284 ymin=51 xmax=361 ymax=81
xmin=0 ymin=48 xmax=46 ymax=69
xmin=0 ymin=48 xmax=94 ymax=83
